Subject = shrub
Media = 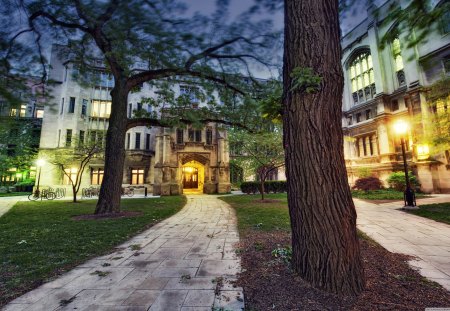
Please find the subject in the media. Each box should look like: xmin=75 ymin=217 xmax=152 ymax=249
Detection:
xmin=387 ymin=171 xmax=420 ymax=191
xmin=240 ymin=181 xmax=287 ymax=194
xmin=352 ymin=177 xmax=383 ymax=191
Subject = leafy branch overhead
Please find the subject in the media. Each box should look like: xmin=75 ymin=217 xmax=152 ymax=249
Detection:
xmin=289 ymin=67 xmax=322 ymax=94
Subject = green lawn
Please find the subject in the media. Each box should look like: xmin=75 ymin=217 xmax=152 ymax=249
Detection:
xmin=220 ymin=193 xmax=290 ymax=233
xmin=351 ymin=189 xmax=429 ymax=200
xmin=0 ymin=196 xmax=186 ymax=306
xmin=0 ymin=192 xmax=30 ymax=197
xmin=406 ymin=202 xmax=450 ymax=225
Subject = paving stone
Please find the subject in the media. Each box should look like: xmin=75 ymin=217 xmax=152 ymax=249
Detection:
xmin=113 ymin=268 xmax=154 ymax=289
xmin=26 ymin=288 xmax=82 ymax=311
xmin=8 ymin=286 xmax=54 ymax=304
xmin=97 ymin=288 xmax=135 ymax=305
xmin=159 ymin=259 xmax=202 ymax=268
xmin=137 ymin=277 xmax=170 ymax=290
xmin=60 ymin=289 xmax=106 ymax=310
xmin=164 ymin=277 xmax=216 ymax=290
xmin=1 ymin=304 xmax=29 ymax=311
xmin=121 ymin=289 xmax=160 ymax=307
xmin=151 ymin=267 xmax=198 ymax=278
xmin=148 ymin=290 xmax=188 ymax=311
xmin=213 ymin=290 xmax=245 ymax=310
xmin=183 ymin=290 xmax=215 ymax=307
xmin=148 ymin=247 xmax=191 ymax=259
xmin=64 ymin=267 xmax=134 ymax=289
xmin=197 ymin=260 xmax=241 ymax=277
xmin=81 ymin=304 xmax=148 ymax=311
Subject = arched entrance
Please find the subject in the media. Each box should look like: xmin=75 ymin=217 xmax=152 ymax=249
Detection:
xmin=181 ymin=160 xmax=205 ymax=193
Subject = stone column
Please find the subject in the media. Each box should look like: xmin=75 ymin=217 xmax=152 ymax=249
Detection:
xmin=377 ymin=120 xmax=395 ymax=163
xmin=153 ymin=131 xmax=163 ymax=195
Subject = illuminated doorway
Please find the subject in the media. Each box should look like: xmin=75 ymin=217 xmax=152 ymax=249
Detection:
xmin=182 ymin=166 xmax=198 ymax=189
xmin=181 ymin=160 xmax=205 ymax=193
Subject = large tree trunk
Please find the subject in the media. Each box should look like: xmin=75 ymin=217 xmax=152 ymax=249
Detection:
xmin=95 ymin=82 xmax=128 ymax=214
xmin=283 ymin=0 xmax=365 ymax=295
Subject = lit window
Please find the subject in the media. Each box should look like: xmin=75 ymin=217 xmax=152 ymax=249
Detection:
xmin=36 ymin=109 xmax=44 ymax=118
xmin=9 ymin=108 xmax=17 ymax=116
xmin=91 ymin=100 xmax=111 ymax=118
xmin=392 ymin=38 xmax=406 ymax=86
xmin=20 ymin=105 xmax=26 ymax=117
xmin=91 ymin=168 xmax=104 ymax=185
xmin=131 ymin=169 xmax=145 ymax=184
xmin=349 ymin=52 xmax=376 ymax=104
xmin=63 ymin=168 xmax=78 ymax=185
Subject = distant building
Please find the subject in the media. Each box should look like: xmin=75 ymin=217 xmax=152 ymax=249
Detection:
xmin=0 ymin=77 xmax=45 ymax=186
xmin=341 ymin=0 xmax=450 ymax=192
xmin=37 ymin=45 xmax=230 ymax=195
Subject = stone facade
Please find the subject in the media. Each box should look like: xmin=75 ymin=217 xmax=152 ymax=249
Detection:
xmin=341 ymin=0 xmax=450 ymax=193
xmin=37 ymin=45 xmax=230 ymax=195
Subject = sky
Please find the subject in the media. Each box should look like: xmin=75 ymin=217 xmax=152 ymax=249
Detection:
xmin=7 ymin=0 xmax=379 ymax=79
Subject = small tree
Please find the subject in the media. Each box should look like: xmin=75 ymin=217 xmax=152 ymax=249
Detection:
xmin=229 ymin=126 xmax=284 ymax=200
xmin=50 ymin=138 xmax=103 ymax=203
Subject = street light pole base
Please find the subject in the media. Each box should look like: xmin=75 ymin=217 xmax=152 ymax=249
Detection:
xmin=402 ymin=205 xmax=419 ymax=211
xmin=404 ymin=188 xmax=416 ymax=207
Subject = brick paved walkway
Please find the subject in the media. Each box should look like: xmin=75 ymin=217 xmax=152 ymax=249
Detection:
xmin=355 ymin=194 xmax=450 ymax=291
xmin=3 ymin=195 xmax=244 ymax=311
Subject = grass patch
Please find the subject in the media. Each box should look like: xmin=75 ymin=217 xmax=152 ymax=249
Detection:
xmin=406 ymin=202 xmax=450 ymax=225
xmin=351 ymin=189 xmax=429 ymax=200
xmin=220 ymin=193 xmax=290 ymax=233
xmin=0 ymin=196 xmax=185 ymax=306
xmin=0 ymin=192 xmax=30 ymax=197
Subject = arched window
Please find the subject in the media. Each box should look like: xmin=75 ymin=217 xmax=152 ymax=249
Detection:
xmin=392 ymin=38 xmax=406 ymax=87
xmin=349 ymin=52 xmax=376 ymax=104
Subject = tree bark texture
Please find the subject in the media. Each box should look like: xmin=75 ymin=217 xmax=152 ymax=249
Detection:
xmin=283 ymin=0 xmax=365 ymax=295
xmin=95 ymin=82 xmax=128 ymax=214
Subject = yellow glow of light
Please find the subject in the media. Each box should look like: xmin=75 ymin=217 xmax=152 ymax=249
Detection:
xmin=183 ymin=167 xmax=195 ymax=173
xmin=36 ymin=159 xmax=45 ymax=167
xmin=394 ymin=120 xmax=408 ymax=135
xmin=416 ymin=144 xmax=430 ymax=160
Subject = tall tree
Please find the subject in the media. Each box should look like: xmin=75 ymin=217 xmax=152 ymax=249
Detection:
xmin=283 ymin=0 xmax=365 ymax=295
xmin=3 ymin=0 xmax=278 ymax=214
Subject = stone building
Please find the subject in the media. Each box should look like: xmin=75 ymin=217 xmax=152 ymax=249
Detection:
xmin=0 ymin=77 xmax=45 ymax=186
xmin=38 ymin=45 xmax=230 ymax=195
xmin=341 ymin=0 xmax=450 ymax=193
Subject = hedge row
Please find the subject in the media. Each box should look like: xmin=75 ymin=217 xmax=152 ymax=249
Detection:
xmin=240 ymin=181 xmax=287 ymax=194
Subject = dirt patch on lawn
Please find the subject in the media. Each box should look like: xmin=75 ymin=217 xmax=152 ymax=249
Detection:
xmin=237 ymin=231 xmax=450 ymax=310
xmin=72 ymin=211 xmax=143 ymax=220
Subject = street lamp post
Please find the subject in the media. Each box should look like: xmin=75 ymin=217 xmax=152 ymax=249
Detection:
xmin=394 ymin=121 xmax=416 ymax=207
xmin=36 ymin=159 xmax=45 ymax=193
